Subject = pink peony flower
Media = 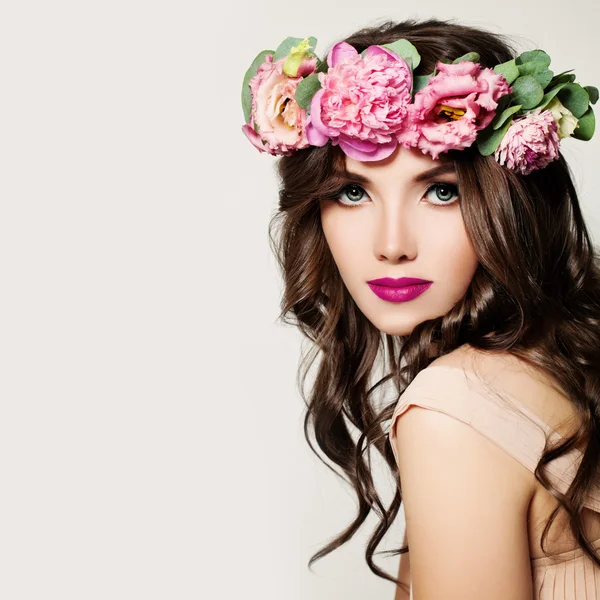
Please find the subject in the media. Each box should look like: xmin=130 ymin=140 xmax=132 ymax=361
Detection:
xmin=242 ymin=53 xmax=317 ymax=156
xmin=305 ymin=41 xmax=413 ymax=161
xmin=494 ymin=109 xmax=561 ymax=175
xmin=403 ymin=60 xmax=512 ymax=159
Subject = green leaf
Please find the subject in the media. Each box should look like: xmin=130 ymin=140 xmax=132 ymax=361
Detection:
xmin=516 ymin=61 xmax=554 ymax=89
xmin=315 ymin=57 xmax=328 ymax=73
xmin=382 ymin=39 xmax=421 ymax=69
xmin=557 ymin=83 xmax=590 ymax=118
xmin=572 ymin=106 xmax=595 ymax=140
xmin=492 ymin=104 xmax=522 ymax=130
xmin=412 ymin=74 xmax=432 ymax=95
xmin=537 ymin=81 xmax=571 ymax=111
xmin=295 ymin=73 xmax=321 ymax=110
xmin=495 ymin=94 xmax=511 ymax=114
xmin=548 ymin=70 xmax=575 ymax=87
xmin=477 ymin=117 xmax=513 ymax=156
xmin=493 ymin=59 xmax=520 ymax=85
xmin=241 ymin=49 xmax=274 ymax=124
xmin=510 ymin=75 xmax=545 ymax=110
xmin=453 ymin=52 xmax=480 ymax=64
xmin=585 ymin=85 xmax=599 ymax=105
xmin=516 ymin=49 xmax=551 ymax=66
xmin=273 ymin=36 xmax=317 ymax=61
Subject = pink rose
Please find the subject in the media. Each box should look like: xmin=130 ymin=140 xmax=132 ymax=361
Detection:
xmin=242 ymin=53 xmax=317 ymax=156
xmin=403 ymin=60 xmax=512 ymax=159
xmin=305 ymin=42 xmax=413 ymax=161
xmin=494 ymin=110 xmax=561 ymax=175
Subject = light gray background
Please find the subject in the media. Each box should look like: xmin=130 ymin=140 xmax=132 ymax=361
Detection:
xmin=1 ymin=1 xmax=599 ymax=599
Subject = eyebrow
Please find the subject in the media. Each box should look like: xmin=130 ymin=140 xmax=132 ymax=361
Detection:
xmin=343 ymin=162 xmax=457 ymax=185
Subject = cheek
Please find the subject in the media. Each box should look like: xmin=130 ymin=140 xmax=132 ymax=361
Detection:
xmin=320 ymin=205 xmax=367 ymax=270
xmin=428 ymin=213 xmax=478 ymax=283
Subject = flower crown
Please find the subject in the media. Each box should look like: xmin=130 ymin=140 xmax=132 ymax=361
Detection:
xmin=241 ymin=36 xmax=598 ymax=175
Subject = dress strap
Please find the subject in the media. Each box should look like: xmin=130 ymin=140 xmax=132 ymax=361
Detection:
xmin=388 ymin=365 xmax=600 ymax=512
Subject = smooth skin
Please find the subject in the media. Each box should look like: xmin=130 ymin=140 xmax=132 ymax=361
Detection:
xmin=320 ymin=146 xmax=535 ymax=599
xmin=319 ymin=145 xmax=479 ymax=337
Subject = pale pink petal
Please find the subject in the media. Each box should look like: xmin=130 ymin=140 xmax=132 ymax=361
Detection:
xmin=242 ymin=54 xmax=311 ymax=156
xmin=406 ymin=61 xmax=512 ymax=159
xmin=338 ymin=135 xmax=397 ymax=161
xmin=242 ymin=123 xmax=266 ymax=153
xmin=309 ymin=45 xmax=413 ymax=159
xmin=305 ymin=120 xmax=329 ymax=146
xmin=308 ymin=88 xmax=339 ymax=138
xmin=436 ymin=60 xmax=480 ymax=77
xmin=494 ymin=110 xmax=560 ymax=174
xmin=297 ymin=56 xmax=318 ymax=78
xmin=327 ymin=41 xmax=358 ymax=68
xmin=476 ymin=68 xmax=512 ymax=110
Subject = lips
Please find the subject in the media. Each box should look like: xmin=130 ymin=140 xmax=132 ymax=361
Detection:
xmin=366 ymin=277 xmax=432 ymax=288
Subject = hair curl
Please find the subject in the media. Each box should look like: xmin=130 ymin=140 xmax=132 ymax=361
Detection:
xmin=267 ymin=17 xmax=600 ymax=590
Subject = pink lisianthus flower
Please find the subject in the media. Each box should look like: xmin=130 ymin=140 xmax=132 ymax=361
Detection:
xmin=305 ymin=41 xmax=413 ymax=161
xmin=494 ymin=109 xmax=561 ymax=175
xmin=403 ymin=60 xmax=512 ymax=159
xmin=242 ymin=53 xmax=317 ymax=156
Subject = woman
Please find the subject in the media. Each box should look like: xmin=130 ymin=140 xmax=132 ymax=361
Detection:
xmin=241 ymin=17 xmax=600 ymax=599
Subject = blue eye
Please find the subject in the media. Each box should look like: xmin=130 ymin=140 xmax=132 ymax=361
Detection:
xmin=424 ymin=182 xmax=459 ymax=207
xmin=333 ymin=182 xmax=460 ymax=208
xmin=336 ymin=183 xmax=368 ymax=206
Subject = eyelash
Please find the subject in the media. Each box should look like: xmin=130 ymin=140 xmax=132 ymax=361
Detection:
xmin=331 ymin=181 xmax=460 ymax=209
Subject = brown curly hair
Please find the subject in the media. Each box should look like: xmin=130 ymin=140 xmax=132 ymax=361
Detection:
xmin=267 ymin=16 xmax=600 ymax=590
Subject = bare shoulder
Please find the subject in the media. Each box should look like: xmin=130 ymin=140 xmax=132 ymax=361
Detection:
xmin=428 ymin=342 xmax=518 ymax=374
xmin=393 ymin=359 xmax=535 ymax=598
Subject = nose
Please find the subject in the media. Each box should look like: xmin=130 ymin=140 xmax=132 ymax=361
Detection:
xmin=372 ymin=199 xmax=416 ymax=263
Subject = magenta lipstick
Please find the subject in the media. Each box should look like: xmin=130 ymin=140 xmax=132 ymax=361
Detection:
xmin=366 ymin=277 xmax=433 ymax=303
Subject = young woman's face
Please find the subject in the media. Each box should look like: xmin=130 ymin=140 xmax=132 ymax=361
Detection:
xmin=319 ymin=146 xmax=479 ymax=336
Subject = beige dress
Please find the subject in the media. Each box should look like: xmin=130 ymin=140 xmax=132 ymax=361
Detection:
xmin=388 ymin=364 xmax=600 ymax=599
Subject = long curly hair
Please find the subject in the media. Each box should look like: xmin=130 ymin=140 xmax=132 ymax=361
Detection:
xmin=267 ymin=17 xmax=600 ymax=588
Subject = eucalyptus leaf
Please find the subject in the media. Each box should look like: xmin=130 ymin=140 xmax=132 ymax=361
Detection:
xmin=510 ymin=75 xmax=544 ymax=110
xmin=572 ymin=106 xmax=595 ymax=140
xmin=549 ymin=70 xmax=576 ymax=87
xmin=492 ymin=104 xmax=522 ymax=130
xmin=537 ymin=82 xmax=571 ymax=111
xmin=273 ymin=36 xmax=317 ymax=61
xmin=585 ymin=86 xmax=599 ymax=105
xmin=453 ymin=52 xmax=480 ymax=64
xmin=477 ymin=117 xmax=513 ymax=156
xmin=412 ymin=74 xmax=432 ymax=95
xmin=295 ymin=73 xmax=321 ymax=110
xmin=493 ymin=59 xmax=520 ymax=85
xmin=382 ymin=39 xmax=421 ymax=69
xmin=495 ymin=94 xmax=511 ymax=115
xmin=516 ymin=49 xmax=551 ymax=66
xmin=242 ymin=49 xmax=274 ymax=124
xmin=557 ymin=83 xmax=590 ymax=118
xmin=516 ymin=61 xmax=554 ymax=89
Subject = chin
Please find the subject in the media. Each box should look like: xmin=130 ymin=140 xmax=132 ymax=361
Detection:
xmin=364 ymin=305 xmax=446 ymax=336
xmin=367 ymin=315 xmax=417 ymax=337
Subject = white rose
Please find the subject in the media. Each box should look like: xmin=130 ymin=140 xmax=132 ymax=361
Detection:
xmin=545 ymin=96 xmax=579 ymax=138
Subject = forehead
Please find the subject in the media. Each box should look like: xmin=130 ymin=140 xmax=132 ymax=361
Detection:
xmin=343 ymin=147 xmax=457 ymax=185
